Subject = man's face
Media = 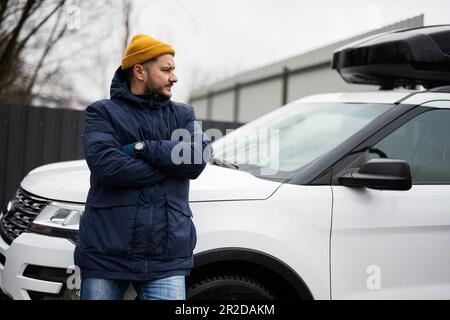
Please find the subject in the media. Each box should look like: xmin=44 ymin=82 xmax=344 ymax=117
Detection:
xmin=142 ymin=54 xmax=177 ymax=98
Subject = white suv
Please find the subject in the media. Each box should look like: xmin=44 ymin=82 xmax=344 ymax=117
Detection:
xmin=1 ymin=26 xmax=450 ymax=300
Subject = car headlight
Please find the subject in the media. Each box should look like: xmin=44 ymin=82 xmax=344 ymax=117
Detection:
xmin=28 ymin=201 xmax=84 ymax=244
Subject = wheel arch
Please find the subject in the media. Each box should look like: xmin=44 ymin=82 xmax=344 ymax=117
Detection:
xmin=189 ymin=248 xmax=314 ymax=300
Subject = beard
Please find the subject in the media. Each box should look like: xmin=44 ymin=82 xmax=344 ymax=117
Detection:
xmin=143 ymin=77 xmax=171 ymax=98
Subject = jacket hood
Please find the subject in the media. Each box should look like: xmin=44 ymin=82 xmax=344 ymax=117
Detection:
xmin=110 ymin=67 xmax=171 ymax=110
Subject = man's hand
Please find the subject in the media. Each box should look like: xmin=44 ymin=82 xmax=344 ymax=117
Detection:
xmin=121 ymin=143 xmax=135 ymax=156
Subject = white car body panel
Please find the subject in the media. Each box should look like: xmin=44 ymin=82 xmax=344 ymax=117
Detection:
xmin=21 ymin=162 xmax=282 ymax=203
xmin=331 ymin=185 xmax=450 ymax=299
xmin=421 ymin=100 xmax=450 ymax=108
xmin=22 ymin=161 xmax=90 ymax=204
xmin=400 ymin=92 xmax=450 ymax=106
xmin=296 ymin=91 xmax=450 ymax=107
xmin=191 ymin=184 xmax=333 ymax=300
xmin=0 ymin=233 xmax=74 ymax=299
xmin=297 ymin=91 xmax=418 ymax=104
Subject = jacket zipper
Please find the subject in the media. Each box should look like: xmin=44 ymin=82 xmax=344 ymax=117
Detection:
xmin=145 ymin=187 xmax=154 ymax=279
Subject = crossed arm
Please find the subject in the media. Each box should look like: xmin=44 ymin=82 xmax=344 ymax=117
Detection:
xmin=122 ymin=105 xmax=212 ymax=180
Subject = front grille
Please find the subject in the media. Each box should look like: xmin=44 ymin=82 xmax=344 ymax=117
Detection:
xmin=0 ymin=189 xmax=49 ymax=245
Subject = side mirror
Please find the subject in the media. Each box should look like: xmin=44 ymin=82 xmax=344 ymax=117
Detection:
xmin=339 ymin=159 xmax=412 ymax=191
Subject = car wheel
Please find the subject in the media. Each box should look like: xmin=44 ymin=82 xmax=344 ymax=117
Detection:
xmin=187 ymin=274 xmax=277 ymax=300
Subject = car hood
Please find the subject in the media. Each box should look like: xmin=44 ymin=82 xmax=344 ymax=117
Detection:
xmin=20 ymin=160 xmax=282 ymax=204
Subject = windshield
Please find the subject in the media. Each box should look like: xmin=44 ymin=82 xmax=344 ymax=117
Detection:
xmin=211 ymin=102 xmax=393 ymax=180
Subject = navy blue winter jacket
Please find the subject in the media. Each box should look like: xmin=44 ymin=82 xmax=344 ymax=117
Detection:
xmin=74 ymin=67 xmax=212 ymax=281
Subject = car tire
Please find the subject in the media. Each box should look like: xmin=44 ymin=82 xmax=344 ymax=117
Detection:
xmin=187 ymin=274 xmax=277 ymax=300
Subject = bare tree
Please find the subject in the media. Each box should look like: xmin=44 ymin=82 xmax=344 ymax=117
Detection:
xmin=25 ymin=5 xmax=67 ymax=95
xmin=0 ymin=0 xmax=123 ymax=106
xmin=0 ymin=0 xmax=217 ymax=107
xmin=0 ymin=0 xmax=67 ymax=104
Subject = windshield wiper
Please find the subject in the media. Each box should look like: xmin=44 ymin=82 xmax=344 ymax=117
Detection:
xmin=209 ymin=157 xmax=239 ymax=170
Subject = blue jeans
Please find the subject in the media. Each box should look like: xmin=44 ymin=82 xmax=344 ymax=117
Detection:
xmin=80 ymin=276 xmax=186 ymax=300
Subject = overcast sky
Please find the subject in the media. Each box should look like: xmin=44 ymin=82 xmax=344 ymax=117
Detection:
xmin=71 ymin=0 xmax=450 ymax=104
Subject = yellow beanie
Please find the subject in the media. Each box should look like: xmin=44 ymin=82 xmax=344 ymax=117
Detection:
xmin=121 ymin=34 xmax=175 ymax=70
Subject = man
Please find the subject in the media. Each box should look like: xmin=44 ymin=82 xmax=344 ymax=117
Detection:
xmin=74 ymin=34 xmax=212 ymax=300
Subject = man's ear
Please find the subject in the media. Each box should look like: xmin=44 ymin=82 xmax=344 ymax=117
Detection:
xmin=133 ymin=65 xmax=145 ymax=81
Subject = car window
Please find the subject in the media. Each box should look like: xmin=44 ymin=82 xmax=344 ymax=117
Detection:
xmin=368 ymin=109 xmax=450 ymax=184
xmin=212 ymin=102 xmax=393 ymax=179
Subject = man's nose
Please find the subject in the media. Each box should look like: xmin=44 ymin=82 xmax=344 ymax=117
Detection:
xmin=170 ymin=73 xmax=178 ymax=83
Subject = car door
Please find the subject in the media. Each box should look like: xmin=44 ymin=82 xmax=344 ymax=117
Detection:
xmin=331 ymin=102 xmax=450 ymax=299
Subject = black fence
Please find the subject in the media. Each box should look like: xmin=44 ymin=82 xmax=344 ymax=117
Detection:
xmin=0 ymin=104 xmax=242 ymax=207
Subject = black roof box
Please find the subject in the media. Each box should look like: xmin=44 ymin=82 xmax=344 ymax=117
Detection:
xmin=332 ymin=25 xmax=450 ymax=89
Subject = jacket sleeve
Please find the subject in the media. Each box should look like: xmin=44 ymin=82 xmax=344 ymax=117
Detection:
xmin=143 ymin=105 xmax=212 ymax=180
xmin=83 ymin=103 xmax=167 ymax=188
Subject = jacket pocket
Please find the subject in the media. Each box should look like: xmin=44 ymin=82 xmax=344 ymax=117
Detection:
xmin=84 ymin=205 xmax=137 ymax=256
xmin=145 ymin=199 xmax=169 ymax=257
xmin=165 ymin=193 xmax=196 ymax=259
